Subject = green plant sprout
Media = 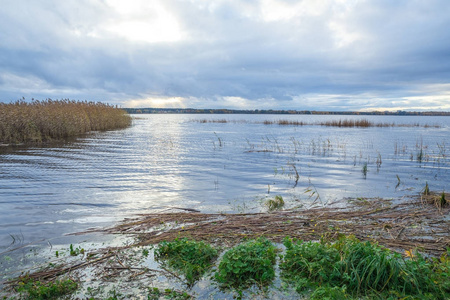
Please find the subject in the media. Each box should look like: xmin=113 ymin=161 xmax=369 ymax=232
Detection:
xmin=265 ymin=195 xmax=285 ymax=211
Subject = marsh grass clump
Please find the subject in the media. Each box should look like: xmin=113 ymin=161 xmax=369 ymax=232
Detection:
xmin=423 ymin=182 xmax=430 ymax=195
xmin=215 ymin=237 xmax=277 ymax=290
xmin=361 ymin=162 xmax=368 ymax=179
xmin=154 ymin=238 xmax=218 ymax=285
xmin=421 ymin=189 xmax=448 ymax=209
xmin=277 ymin=120 xmax=307 ymax=126
xmin=417 ymin=148 xmax=424 ymax=163
xmin=434 ymin=191 xmax=448 ymax=208
xmin=280 ymin=236 xmax=450 ymax=299
xmin=438 ymin=191 xmax=447 ymax=208
xmin=320 ymin=119 xmax=373 ymax=127
xmin=0 ymin=99 xmax=131 ymax=144
xmin=198 ymin=119 xmax=228 ymax=123
xmin=396 ymin=174 xmax=402 ymax=189
xmin=280 ymin=237 xmax=341 ymax=292
xmin=69 ymin=244 xmax=84 ymax=256
xmin=265 ymin=195 xmax=285 ymax=211
xmin=13 ymin=276 xmax=78 ymax=300
xmin=309 ymin=286 xmax=349 ymax=300
xmin=147 ymin=287 xmax=191 ymax=300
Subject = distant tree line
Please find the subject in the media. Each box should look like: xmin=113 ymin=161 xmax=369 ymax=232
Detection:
xmin=124 ymin=108 xmax=450 ymax=116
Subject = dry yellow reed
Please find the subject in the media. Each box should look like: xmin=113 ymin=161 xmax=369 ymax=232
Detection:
xmin=0 ymin=99 xmax=131 ymax=144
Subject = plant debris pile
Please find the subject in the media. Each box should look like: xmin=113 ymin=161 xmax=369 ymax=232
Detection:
xmin=106 ymin=194 xmax=449 ymax=256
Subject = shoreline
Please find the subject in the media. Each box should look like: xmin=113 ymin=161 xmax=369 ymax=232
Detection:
xmin=1 ymin=192 xmax=448 ymax=299
xmin=124 ymin=108 xmax=450 ymax=116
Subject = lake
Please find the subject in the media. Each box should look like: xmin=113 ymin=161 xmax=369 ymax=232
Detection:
xmin=0 ymin=114 xmax=449 ymax=251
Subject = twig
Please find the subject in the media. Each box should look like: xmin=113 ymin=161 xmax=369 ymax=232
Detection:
xmin=395 ymin=226 xmax=407 ymax=240
xmin=160 ymin=267 xmax=185 ymax=282
xmin=0 ymin=239 xmax=45 ymax=256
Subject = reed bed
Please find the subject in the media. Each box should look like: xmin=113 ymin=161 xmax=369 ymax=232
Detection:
xmin=275 ymin=120 xmax=308 ymax=126
xmin=0 ymin=99 xmax=131 ymax=144
xmin=319 ymin=119 xmax=374 ymax=127
xmin=195 ymin=118 xmax=440 ymax=128
xmin=197 ymin=118 xmax=246 ymax=124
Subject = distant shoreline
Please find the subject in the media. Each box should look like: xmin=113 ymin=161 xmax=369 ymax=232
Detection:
xmin=124 ymin=107 xmax=450 ymax=116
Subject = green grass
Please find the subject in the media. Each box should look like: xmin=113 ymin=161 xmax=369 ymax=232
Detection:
xmin=69 ymin=244 xmax=84 ymax=256
xmin=154 ymin=238 xmax=218 ymax=285
xmin=14 ymin=276 xmax=78 ymax=300
xmin=309 ymin=286 xmax=349 ymax=300
xmin=214 ymin=237 xmax=277 ymax=290
xmin=5 ymin=236 xmax=449 ymax=299
xmin=423 ymin=181 xmax=430 ymax=195
xmin=147 ymin=287 xmax=191 ymax=300
xmin=265 ymin=195 xmax=285 ymax=211
xmin=0 ymin=99 xmax=131 ymax=144
xmin=362 ymin=162 xmax=368 ymax=179
xmin=440 ymin=191 xmax=447 ymax=207
xmin=280 ymin=237 xmax=342 ymax=292
xmin=280 ymin=235 xmax=450 ymax=299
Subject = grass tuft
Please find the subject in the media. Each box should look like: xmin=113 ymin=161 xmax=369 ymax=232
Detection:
xmin=280 ymin=235 xmax=450 ymax=299
xmin=439 ymin=191 xmax=447 ymax=208
xmin=423 ymin=182 xmax=430 ymax=195
xmin=265 ymin=195 xmax=285 ymax=211
xmin=154 ymin=238 xmax=218 ymax=285
xmin=14 ymin=276 xmax=78 ymax=300
xmin=361 ymin=162 xmax=368 ymax=179
xmin=421 ymin=189 xmax=448 ymax=209
xmin=147 ymin=287 xmax=192 ymax=300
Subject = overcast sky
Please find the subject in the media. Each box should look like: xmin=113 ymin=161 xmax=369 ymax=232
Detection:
xmin=1 ymin=0 xmax=449 ymax=111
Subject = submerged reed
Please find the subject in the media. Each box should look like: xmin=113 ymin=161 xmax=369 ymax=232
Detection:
xmin=362 ymin=162 xmax=368 ymax=179
xmin=319 ymin=119 xmax=374 ymax=127
xmin=0 ymin=99 xmax=131 ymax=144
xmin=194 ymin=118 xmax=439 ymax=128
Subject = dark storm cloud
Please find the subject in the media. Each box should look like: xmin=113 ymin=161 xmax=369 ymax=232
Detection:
xmin=0 ymin=0 xmax=449 ymax=110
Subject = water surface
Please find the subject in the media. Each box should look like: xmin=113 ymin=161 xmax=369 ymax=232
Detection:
xmin=1 ymin=114 xmax=449 ymax=250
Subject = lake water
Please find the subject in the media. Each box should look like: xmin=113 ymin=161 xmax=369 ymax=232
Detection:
xmin=0 ymin=114 xmax=449 ymax=251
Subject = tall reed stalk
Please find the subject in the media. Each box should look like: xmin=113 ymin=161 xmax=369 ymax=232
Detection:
xmin=0 ymin=99 xmax=131 ymax=144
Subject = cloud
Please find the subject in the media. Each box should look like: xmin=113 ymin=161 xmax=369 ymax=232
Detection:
xmin=125 ymin=96 xmax=187 ymax=108
xmin=0 ymin=0 xmax=449 ymax=110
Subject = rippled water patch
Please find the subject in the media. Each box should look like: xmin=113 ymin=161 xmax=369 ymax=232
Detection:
xmin=0 ymin=114 xmax=449 ymax=251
